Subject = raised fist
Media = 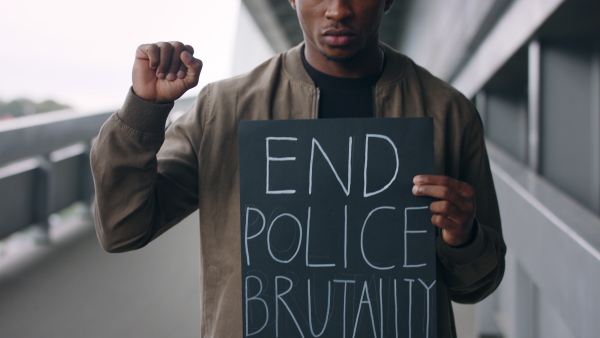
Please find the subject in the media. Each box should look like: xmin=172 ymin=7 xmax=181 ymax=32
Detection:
xmin=132 ymin=41 xmax=203 ymax=103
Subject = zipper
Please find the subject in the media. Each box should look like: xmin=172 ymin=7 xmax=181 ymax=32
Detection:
xmin=372 ymin=85 xmax=379 ymax=117
xmin=314 ymin=87 xmax=321 ymax=119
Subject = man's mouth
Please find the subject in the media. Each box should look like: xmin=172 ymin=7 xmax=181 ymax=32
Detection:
xmin=322 ymin=29 xmax=356 ymax=47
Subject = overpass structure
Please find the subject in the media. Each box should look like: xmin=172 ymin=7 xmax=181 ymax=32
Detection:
xmin=1 ymin=1 xmax=600 ymax=337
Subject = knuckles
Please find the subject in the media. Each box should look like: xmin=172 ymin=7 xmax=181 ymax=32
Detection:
xmin=137 ymin=41 xmax=197 ymax=62
xmin=431 ymin=214 xmax=442 ymax=227
xmin=437 ymin=200 xmax=452 ymax=214
xmin=439 ymin=176 xmax=453 ymax=187
xmin=170 ymin=41 xmax=185 ymax=50
xmin=463 ymin=185 xmax=475 ymax=197
xmin=439 ymin=186 xmax=452 ymax=199
xmin=185 ymin=44 xmax=195 ymax=55
xmin=156 ymin=41 xmax=172 ymax=49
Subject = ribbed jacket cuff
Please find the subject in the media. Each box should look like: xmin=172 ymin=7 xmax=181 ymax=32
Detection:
xmin=436 ymin=219 xmax=486 ymax=266
xmin=116 ymin=87 xmax=174 ymax=134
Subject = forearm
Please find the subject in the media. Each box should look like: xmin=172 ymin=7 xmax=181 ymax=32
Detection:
xmin=91 ymin=90 xmax=198 ymax=252
xmin=437 ymin=219 xmax=506 ymax=303
xmin=437 ymin=108 xmax=506 ymax=302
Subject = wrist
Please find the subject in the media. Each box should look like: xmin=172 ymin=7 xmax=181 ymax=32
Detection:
xmin=447 ymin=220 xmax=478 ymax=248
xmin=117 ymin=87 xmax=174 ymax=133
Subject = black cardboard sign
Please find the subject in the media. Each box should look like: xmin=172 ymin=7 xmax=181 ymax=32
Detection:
xmin=239 ymin=118 xmax=436 ymax=338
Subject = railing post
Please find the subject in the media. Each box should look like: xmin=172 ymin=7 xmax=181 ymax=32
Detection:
xmin=33 ymin=155 xmax=52 ymax=244
xmin=0 ymin=110 xmax=113 ymax=242
xmin=78 ymin=141 xmax=94 ymax=219
xmin=528 ymin=39 xmax=541 ymax=173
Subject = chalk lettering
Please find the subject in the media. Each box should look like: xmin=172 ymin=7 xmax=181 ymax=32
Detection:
xmin=245 ymin=275 xmax=269 ymax=336
xmin=352 ymin=280 xmax=378 ymax=338
xmin=275 ymin=276 xmax=304 ymax=337
xmin=240 ymin=119 xmax=437 ymax=337
xmin=404 ymin=206 xmax=429 ymax=268
xmin=244 ymin=207 xmax=266 ymax=266
xmin=308 ymin=279 xmax=332 ymax=337
xmin=266 ymin=137 xmax=297 ymax=194
xmin=361 ymin=206 xmax=396 ymax=270
xmin=344 ymin=205 xmax=348 ymax=269
xmin=379 ymin=278 xmax=384 ymax=338
xmin=394 ymin=279 xmax=399 ymax=338
xmin=268 ymin=213 xmax=303 ymax=264
xmin=404 ymin=279 xmax=414 ymax=338
xmin=363 ymin=134 xmax=399 ymax=197
xmin=309 ymin=137 xmax=353 ymax=196
xmin=334 ymin=279 xmax=356 ymax=338
xmin=418 ymin=279 xmax=436 ymax=338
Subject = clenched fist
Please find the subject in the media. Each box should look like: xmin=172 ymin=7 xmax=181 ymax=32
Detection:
xmin=132 ymin=41 xmax=203 ymax=104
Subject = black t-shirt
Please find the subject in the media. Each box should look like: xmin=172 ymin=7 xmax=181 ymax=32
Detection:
xmin=301 ymin=52 xmax=382 ymax=119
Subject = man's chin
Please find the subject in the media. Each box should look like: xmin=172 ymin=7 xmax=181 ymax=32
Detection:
xmin=319 ymin=48 xmax=361 ymax=63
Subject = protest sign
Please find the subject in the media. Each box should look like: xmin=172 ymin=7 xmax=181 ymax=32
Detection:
xmin=239 ymin=118 xmax=436 ymax=337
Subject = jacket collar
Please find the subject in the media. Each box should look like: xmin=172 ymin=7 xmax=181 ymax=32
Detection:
xmin=282 ymin=43 xmax=315 ymax=86
xmin=281 ymin=42 xmax=407 ymax=87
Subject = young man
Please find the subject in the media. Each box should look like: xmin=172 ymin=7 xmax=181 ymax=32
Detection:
xmin=91 ymin=0 xmax=506 ymax=337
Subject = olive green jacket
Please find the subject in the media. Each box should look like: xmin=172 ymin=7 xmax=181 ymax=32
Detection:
xmin=91 ymin=43 xmax=506 ymax=337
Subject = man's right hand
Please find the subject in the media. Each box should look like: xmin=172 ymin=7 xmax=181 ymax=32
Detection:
xmin=132 ymin=41 xmax=203 ymax=104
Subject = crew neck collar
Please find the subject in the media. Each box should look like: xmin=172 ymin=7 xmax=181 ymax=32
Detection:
xmin=300 ymin=47 xmax=383 ymax=89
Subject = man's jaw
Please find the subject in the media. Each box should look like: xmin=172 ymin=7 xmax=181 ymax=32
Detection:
xmin=319 ymin=48 xmax=362 ymax=64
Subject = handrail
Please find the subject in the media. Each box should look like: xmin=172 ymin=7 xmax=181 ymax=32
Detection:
xmin=0 ymin=96 xmax=195 ymax=242
xmin=0 ymin=109 xmax=111 ymax=167
xmin=479 ymin=142 xmax=600 ymax=337
xmin=0 ymin=110 xmax=112 ymax=241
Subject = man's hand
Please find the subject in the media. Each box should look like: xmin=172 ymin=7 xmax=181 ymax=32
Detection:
xmin=412 ymin=175 xmax=476 ymax=247
xmin=132 ymin=41 xmax=203 ymax=104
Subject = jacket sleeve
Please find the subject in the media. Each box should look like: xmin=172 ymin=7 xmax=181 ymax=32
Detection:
xmin=90 ymin=88 xmax=202 ymax=253
xmin=436 ymin=111 xmax=507 ymax=303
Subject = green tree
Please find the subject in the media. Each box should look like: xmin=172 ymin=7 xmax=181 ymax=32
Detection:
xmin=0 ymin=98 xmax=70 ymax=119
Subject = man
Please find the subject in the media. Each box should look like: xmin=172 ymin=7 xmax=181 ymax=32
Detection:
xmin=91 ymin=0 xmax=506 ymax=337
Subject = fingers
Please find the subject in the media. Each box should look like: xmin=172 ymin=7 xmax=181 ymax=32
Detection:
xmin=412 ymin=181 xmax=474 ymax=215
xmin=156 ymin=42 xmax=174 ymax=79
xmin=412 ymin=175 xmax=476 ymax=246
xmin=429 ymin=200 xmax=471 ymax=228
xmin=136 ymin=43 xmax=160 ymax=69
xmin=180 ymin=48 xmax=203 ymax=88
xmin=165 ymin=42 xmax=188 ymax=80
xmin=136 ymin=41 xmax=200 ymax=81
xmin=413 ymin=175 xmax=474 ymax=197
xmin=178 ymin=45 xmax=195 ymax=79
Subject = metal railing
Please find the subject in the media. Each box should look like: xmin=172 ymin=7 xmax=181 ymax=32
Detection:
xmin=0 ymin=96 xmax=196 ymax=243
xmin=475 ymin=143 xmax=600 ymax=338
xmin=0 ymin=109 xmax=111 ymax=241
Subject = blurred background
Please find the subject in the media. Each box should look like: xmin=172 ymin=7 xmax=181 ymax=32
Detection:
xmin=1 ymin=0 xmax=599 ymax=337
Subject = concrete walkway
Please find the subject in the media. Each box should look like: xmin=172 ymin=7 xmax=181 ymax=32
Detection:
xmin=0 ymin=213 xmax=201 ymax=338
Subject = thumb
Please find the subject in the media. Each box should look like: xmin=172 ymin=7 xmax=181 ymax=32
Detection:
xmin=181 ymin=51 xmax=202 ymax=87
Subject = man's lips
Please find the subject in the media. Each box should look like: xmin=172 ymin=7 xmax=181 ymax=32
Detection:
xmin=322 ymin=29 xmax=356 ymax=46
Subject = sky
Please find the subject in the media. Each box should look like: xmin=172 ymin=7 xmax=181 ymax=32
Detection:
xmin=0 ymin=0 xmax=240 ymax=113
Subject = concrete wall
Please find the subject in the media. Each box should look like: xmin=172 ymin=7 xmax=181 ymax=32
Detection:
xmin=231 ymin=2 xmax=276 ymax=77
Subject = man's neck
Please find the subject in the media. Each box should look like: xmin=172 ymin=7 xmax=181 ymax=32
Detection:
xmin=303 ymin=41 xmax=384 ymax=78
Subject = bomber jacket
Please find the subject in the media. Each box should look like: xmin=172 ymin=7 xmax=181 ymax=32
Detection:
xmin=91 ymin=43 xmax=506 ymax=337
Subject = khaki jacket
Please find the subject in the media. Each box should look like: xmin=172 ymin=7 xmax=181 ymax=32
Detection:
xmin=91 ymin=43 xmax=506 ymax=337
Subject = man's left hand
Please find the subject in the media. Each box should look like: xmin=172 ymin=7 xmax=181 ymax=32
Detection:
xmin=412 ymin=175 xmax=475 ymax=247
